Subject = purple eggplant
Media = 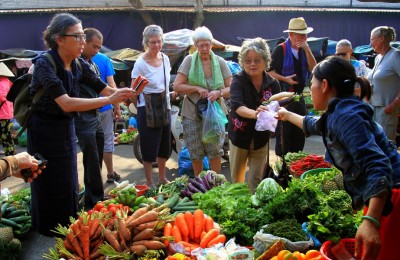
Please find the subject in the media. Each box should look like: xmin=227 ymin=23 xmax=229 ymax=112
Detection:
xmin=181 ymin=189 xmax=194 ymax=199
xmin=206 ymin=172 xmax=216 ymax=187
xmin=187 ymin=183 xmax=201 ymax=193
xmin=202 ymin=176 xmax=212 ymax=190
xmin=190 ymin=178 xmax=207 ymax=193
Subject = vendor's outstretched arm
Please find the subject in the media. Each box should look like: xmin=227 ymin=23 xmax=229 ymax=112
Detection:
xmin=276 ymin=107 xmax=304 ymax=129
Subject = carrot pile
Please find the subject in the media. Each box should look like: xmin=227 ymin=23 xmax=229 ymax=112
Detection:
xmin=165 ymin=209 xmax=227 ymax=255
xmin=53 ymin=211 xmax=110 ymax=260
xmin=52 ymin=204 xmax=174 ymax=259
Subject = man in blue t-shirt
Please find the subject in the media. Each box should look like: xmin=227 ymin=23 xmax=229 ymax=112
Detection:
xmin=92 ymin=52 xmax=121 ymax=183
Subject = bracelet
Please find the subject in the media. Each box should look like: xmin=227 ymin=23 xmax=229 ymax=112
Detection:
xmin=361 ymin=215 xmax=380 ymax=228
xmin=219 ymin=89 xmax=223 ymax=97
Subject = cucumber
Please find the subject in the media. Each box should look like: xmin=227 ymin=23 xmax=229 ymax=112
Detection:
xmin=5 ymin=209 xmax=28 ymax=218
xmin=156 ymin=194 xmax=165 ymax=204
xmin=8 ymin=216 xmax=31 ymax=223
xmin=171 ymin=205 xmax=198 ymax=211
xmin=5 ymin=206 xmax=17 ymax=213
xmin=166 ymin=194 xmax=180 ymax=208
xmin=0 ymin=218 xmax=22 ymax=229
xmin=175 ymin=197 xmax=190 ymax=206
xmin=1 ymin=202 xmax=9 ymax=213
xmin=175 ymin=201 xmax=198 ymax=207
xmin=146 ymin=197 xmax=160 ymax=206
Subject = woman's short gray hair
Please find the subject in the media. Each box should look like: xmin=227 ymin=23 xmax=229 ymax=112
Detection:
xmin=192 ymin=26 xmax=213 ymax=44
xmin=142 ymin=25 xmax=164 ymax=47
xmin=371 ymin=26 xmax=397 ymax=43
xmin=43 ymin=13 xmax=81 ymax=50
xmin=238 ymin=37 xmax=271 ymax=70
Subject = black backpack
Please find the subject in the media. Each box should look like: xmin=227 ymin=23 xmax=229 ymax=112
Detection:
xmin=7 ymin=53 xmax=81 ymax=135
xmin=7 ymin=53 xmax=56 ymax=135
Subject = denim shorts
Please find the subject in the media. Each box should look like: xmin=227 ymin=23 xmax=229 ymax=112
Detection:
xmin=182 ymin=117 xmax=223 ymax=160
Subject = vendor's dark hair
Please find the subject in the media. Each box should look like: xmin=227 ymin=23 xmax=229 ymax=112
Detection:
xmin=313 ymin=56 xmax=371 ymax=100
xmin=43 ymin=13 xmax=82 ymax=50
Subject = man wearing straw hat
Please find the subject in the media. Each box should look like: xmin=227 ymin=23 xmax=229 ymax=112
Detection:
xmin=0 ymin=62 xmax=16 ymax=156
xmin=268 ymin=17 xmax=317 ymax=157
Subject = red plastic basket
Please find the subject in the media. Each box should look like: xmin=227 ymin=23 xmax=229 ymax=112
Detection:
xmin=320 ymin=238 xmax=356 ymax=260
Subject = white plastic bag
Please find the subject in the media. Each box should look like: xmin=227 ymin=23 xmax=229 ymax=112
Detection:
xmin=255 ymin=101 xmax=280 ymax=132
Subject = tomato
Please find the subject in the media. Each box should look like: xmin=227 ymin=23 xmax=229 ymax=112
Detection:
xmin=87 ymin=209 xmax=93 ymax=215
xmin=107 ymin=203 xmax=116 ymax=210
xmin=108 ymin=206 xmax=117 ymax=216
xmin=94 ymin=203 xmax=104 ymax=211
xmin=100 ymin=208 xmax=108 ymax=214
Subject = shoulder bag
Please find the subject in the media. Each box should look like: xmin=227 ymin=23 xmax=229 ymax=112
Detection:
xmin=143 ymin=54 xmax=170 ymax=128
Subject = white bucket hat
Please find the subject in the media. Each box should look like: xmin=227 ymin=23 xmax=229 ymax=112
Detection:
xmin=283 ymin=17 xmax=314 ymax=35
xmin=0 ymin=62 xmax=15 ymax=77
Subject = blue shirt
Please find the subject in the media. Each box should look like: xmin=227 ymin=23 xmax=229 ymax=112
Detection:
xmin=303 ymin=97 xmax=400 ymax=214
xmin=92 ymin=53 xmax=116 ymax=113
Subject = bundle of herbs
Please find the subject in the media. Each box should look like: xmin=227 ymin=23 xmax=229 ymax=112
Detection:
xmin=261 ymin=179 xmax=322 ymax=224
xmin=192 ymin=182 xmax=269 ymax=245
xmin=306 ymin=190 xmax=362 ymax=243
xmin=262 ymin=219 xmax=307 ymax=242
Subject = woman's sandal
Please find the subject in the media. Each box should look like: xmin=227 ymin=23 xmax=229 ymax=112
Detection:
xmin=107 ymin=172 xmax=121 ymax=183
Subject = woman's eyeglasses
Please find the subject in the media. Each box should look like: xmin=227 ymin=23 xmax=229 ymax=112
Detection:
xmin=61 ymin=34 xmax=86 ymax=42
xmin=244 ymin=59 xmax=263 ymax=65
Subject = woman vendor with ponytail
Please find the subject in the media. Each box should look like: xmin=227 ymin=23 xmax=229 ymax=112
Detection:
xmin=277 ymin=56 xmax=400 ymax=260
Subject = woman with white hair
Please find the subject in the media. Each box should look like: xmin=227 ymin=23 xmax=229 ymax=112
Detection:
xmin=131 ymin=25 xmax=172 ymax=187
xmin=173 ymin=26 xmax=232 ymax=176
xmin=228 ymin=38 xmax=280 ymax=193
xmin=368 ymin=26 xmax=400 ymax=141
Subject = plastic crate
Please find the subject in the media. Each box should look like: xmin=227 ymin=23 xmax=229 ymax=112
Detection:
xmin=320 ymin=238 xmax=356 ymax=260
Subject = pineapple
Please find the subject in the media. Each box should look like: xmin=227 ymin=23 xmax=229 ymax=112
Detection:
xmin=0 ymin=227 xmax=22 ymax=260
xmin=321 ymin=180 xmax=339 ymax=194
xmin=333 ymin=173 xmax=344 ymax=190
xmin=0 ymin=227 xmax=13 ymax=243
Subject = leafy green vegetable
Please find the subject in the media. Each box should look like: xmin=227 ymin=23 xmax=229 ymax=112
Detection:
xmin=192 ymin=182 xmax=269 ymax=245
xmin=262 ymin=179 xmax=321 ymax=224
xmin=262 ymin=219 xmax=307 ymax=242
xmin=307 ymin=190 xmax=362 ymax=244
xmin=251 ymin=178 xmax=283 ymax=206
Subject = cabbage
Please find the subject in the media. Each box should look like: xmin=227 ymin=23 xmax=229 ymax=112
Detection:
xmin=251 ymin=178 xmax=283 ymax=206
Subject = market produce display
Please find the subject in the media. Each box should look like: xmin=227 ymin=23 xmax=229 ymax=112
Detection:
xmin=4 ymin=151 xmax=357 ymax=259
xmin=0 ymin=188 xmax=31 ymax=237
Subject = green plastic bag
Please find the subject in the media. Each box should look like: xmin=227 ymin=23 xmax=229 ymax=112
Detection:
xmin=201 ymin=100 xmax=226 ymax=145
xmin=17 ymin=129 xmax=27 ymax=147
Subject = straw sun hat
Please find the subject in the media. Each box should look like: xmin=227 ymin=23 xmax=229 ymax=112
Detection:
xmin=283 ymin=17 xmax=314 ymax=34
xmin=0 ymin=62 xmax=14 ymax=77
